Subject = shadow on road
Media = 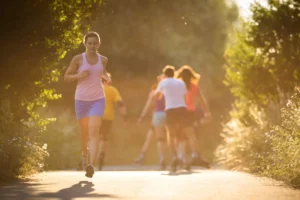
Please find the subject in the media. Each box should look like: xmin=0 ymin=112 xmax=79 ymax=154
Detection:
xmin=161 ymin=170 xmax=202 ymax=176
xmin=0 ymin=182 xmax=48 ymax=199
xmin=38 ymin=181 xmax=118 ymax=199
xmin=0 ymin=181 xmax=118 ymax=200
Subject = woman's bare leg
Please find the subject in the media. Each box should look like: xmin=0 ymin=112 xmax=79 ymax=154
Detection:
xmin=79 ymin=117 xmax=89 ymax=169
xmin=134 ymin=128 xmax=154 ymax=164
xmin=154 ymin=126 xmax=167 ymax=168
xmin=79 ymin=117 xmax=89 ymax=156
xmin=184 ymin=127 xmax=199 ymax=155
xmin=142 ymin=128 xmax=154 ymax=153
xmin=88 ymin=116 xmax=102 ymax=166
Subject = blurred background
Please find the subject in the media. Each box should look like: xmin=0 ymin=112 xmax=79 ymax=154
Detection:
xmin=42 ymin=0 xmax=239 ymax=169
xmin=3 ymin=0 xmax=300 ymax=188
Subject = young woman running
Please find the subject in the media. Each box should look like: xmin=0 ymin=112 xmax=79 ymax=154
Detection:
xmin=135 ymin=75 xmax=168 ymax=170
xmin=176 ymin=65 xmax=211 ymax=169
xmin=64 ymin=32 xmax=111 ymax=178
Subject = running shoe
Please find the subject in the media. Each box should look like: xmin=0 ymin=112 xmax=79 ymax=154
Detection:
xmin=191 ymin=156 xmax=211 ymax=169
xmin=85 ymin=165 xmax=94 ymax=178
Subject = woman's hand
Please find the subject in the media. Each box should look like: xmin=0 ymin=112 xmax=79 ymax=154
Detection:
xmin=78 ymin=70 xmax=89 ymax=79
xmin=203 ymin=111 xmax=212 ymax=123
xmin=137 ymin=116 xmax=143 ymax=124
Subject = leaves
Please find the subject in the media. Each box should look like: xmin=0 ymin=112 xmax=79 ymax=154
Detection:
xmin=219 ymin=0 xmax=300 ymax=188
xmin=0 ymin=0 xmax=102 ymax=120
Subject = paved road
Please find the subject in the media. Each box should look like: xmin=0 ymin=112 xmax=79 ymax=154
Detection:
xmin=1 ymin=166 xmax=300 ymax=200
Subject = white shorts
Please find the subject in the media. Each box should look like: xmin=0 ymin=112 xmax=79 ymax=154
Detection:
xmin=152 ymin=111 xmax=166 ymax=128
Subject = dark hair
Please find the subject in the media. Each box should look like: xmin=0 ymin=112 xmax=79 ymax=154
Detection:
xmin=176 ymin=65 xmax=200 ymax=89
xmin=162 ymin=65 xmax=175 ymax=77
xmin=83 ymin=31 xmax=101 ymax=43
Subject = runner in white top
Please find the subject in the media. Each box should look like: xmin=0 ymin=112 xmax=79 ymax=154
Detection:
xmin=155 ymin=65 xmax=194 ymax=172
xmin=156 ymin=77 xmax=187 ymax=110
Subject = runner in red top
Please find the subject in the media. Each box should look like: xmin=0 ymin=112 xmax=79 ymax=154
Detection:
xmin=176 ymin=65 xmax=211 ymax=169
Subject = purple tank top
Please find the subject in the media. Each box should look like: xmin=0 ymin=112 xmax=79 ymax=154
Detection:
xmin=75 ymin=53 xmax=105 ymax=101
xmin=155 ymin=95 xmax=165 ymax=112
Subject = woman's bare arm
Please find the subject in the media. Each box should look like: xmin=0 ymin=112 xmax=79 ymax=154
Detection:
xmin=64 ymin=55 xmax=88 ymax=82
xmin=100 ymin=56 xmax=111 ymax=83
xmin=196 ymin=87 xmax=209 ymax=114
xmin=138 ymin=90 xmax=155 ymax=123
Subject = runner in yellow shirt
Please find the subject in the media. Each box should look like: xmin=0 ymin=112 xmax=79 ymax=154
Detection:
xmin=98 ymin=73 xmax=127 ymax=170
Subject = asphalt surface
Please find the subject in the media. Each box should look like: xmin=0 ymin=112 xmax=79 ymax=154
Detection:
xmin=1 ymin=166 xmax=300 ymax=200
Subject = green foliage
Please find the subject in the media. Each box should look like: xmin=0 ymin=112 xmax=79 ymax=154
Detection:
xmin=224 ymin=30 xmax=278 ymax=106
xmin=0 ymin=107 xmax=48 ymax=182
xmin=216 ymin=101 xmax=271 ymax=172
xmin=263 ymin=90 xmax=300 ymax=188
xmin=225 ymin=0 xmax=300 ymax=107
xmin=38 ymin=110 xmax=81 ymax=170
xmin=250 ymin=0 xmax=300 ymax=94
xmin=218 ymin=0 xmax=300 ymax=188
xmin=0 ymin=0 xmax=102 ymax=120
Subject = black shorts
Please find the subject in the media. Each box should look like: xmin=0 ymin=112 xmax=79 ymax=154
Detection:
xmin=165 ymin=107 xmax=193 ymax=128
xmin=187 ymin=110 xmax=198 ymax=123
xmin=99 ymin=120 xmax=113 ymax=140
xmin=177 ymin=111 xmax=197 ymax=141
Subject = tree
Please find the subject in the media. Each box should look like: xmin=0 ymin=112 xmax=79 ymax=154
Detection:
xmin=0 ymin=0 xmax=102 ymax=181
xmin=250 ymin=0 xmax=300 ymax=95
xmin=218 ymin=0 xmax=300 ymax=187
xmin=225 ymin=0 xmax=300 ymax=108
xmin=0 ymin=0 xmax=102 ymax=124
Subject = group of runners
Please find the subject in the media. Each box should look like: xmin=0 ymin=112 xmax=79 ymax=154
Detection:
xmin=134 ymin=66 xmax=211 ymax=171
xmin=64 ymin=31 xmax=211 ymax=178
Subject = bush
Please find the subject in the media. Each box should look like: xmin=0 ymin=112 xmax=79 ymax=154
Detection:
xmin=215 ymin=102 xmax=271 ymax=172
xmin=216 ymin=90 xmax=300 ymax=188
xmin=39 ymin=109 xmax=81 ymax=170
xmin=263 ymin=91 xmax=300 ymax=188
xmin=0 ymin=105 xmax=48 ymax=182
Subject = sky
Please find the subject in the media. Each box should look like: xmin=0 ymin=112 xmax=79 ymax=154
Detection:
xmin=234 ymin=0 xmax=267 ymax=18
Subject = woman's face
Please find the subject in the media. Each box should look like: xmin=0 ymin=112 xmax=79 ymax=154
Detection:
xmin=84 ymin=37 xmax=100 ymax=53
